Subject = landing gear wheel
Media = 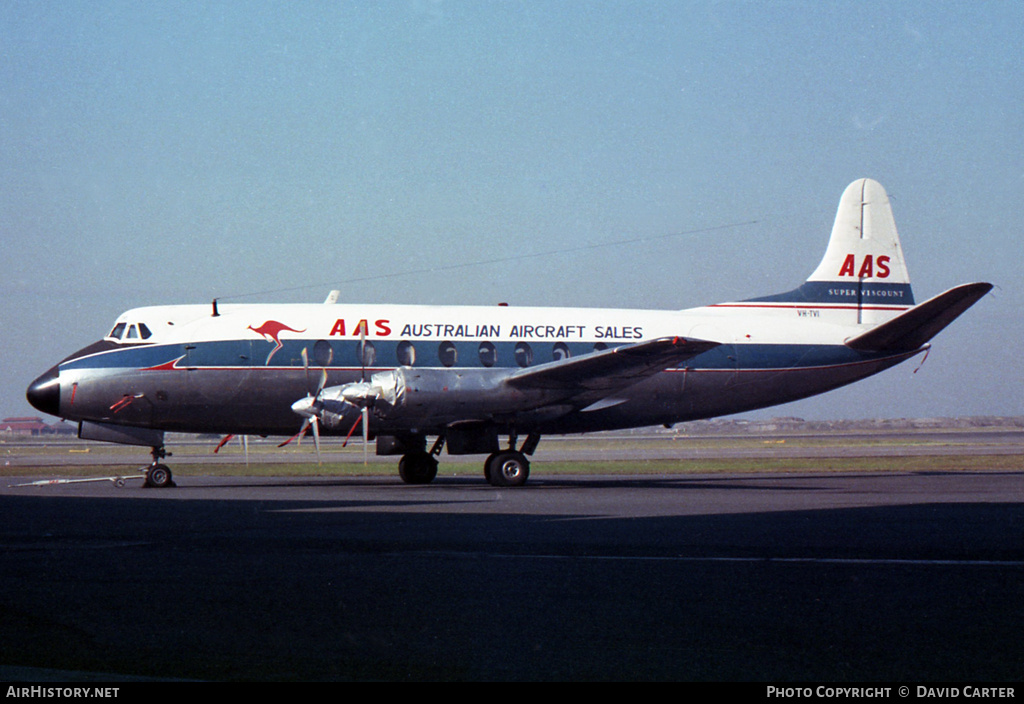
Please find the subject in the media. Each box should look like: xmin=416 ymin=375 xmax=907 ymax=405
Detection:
xmin=145 ymin=463 xmax=174 ymax=488
xmin=485 ymin=451 xmax=530 ymax=487
xmin=398 ymin=451 xmax=438 ymax=485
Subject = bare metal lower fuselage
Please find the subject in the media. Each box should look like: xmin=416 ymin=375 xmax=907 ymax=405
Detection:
xmin=43 ymin=333 xmax=920 ymax=439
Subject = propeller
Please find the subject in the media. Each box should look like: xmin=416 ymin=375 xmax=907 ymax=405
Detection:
xmin=279 ymin=347 xmax=328 ymax=464
xmin=283 ymin=334 xmax=395 ymax=467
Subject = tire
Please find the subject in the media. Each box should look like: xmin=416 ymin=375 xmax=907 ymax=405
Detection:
xmin=398 ymin=451 xmax=438 ymax=485
xmin=485 ymin=451 xmax=530 ymax=487
xmin=145 ymin=464 xmax=173 ymax=488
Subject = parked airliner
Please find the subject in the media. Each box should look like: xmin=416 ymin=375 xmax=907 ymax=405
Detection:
xmin=26 ymin=179 xmax=991 ymax=487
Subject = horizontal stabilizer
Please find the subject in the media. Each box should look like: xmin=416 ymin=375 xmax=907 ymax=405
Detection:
xmin=507 ymin=336 xmax=719 ymax=393
xmin=845 ymin=282 xmax=993 ymax=353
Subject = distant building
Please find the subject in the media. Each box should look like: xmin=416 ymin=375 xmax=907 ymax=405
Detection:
xmin=0 ymin=417 xmax=75 ymax=436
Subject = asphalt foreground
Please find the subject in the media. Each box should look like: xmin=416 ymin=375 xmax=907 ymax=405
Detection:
xmin=1 ymin=467 xmax=1023 ymax=687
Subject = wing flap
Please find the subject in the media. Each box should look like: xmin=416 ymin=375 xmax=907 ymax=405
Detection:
xmin=845 ymin=282 xmax=992 ymax=353
xmin=506 ymin=336 xmax=719 ymax=394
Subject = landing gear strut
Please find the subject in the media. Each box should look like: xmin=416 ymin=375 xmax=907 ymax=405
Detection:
xmin=144 ymin=446 xmax=175 ymax=488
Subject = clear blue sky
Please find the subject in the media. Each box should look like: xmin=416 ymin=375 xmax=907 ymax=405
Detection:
xmin=2 ymin=1 xmax=1020 ymax=421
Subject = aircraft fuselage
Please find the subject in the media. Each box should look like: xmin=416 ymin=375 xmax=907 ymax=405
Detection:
xmin=33 ymin=299 xmax=918 ymax=438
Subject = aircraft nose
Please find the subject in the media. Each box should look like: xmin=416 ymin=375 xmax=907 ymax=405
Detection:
xmin=26 ymin=365 xmax=60 ymax=417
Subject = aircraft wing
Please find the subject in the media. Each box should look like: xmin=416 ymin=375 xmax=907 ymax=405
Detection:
xmin=505 ymin=336 xmax=720 ymax=400
xmin=845 ymin=282 xmax=993 ymax=353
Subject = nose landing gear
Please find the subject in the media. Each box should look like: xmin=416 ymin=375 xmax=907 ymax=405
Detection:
xmin=144 ymin=446 xmax=175 ymax=488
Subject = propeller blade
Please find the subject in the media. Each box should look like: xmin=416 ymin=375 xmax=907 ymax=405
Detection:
xmin=362 ymin=406 xmax=369 ymax=466
xmin=311 ymin=415 xmax=321 ymax=465
xmin=342 ymin=412 xmax=361 ymax=447
xmin=278 ymin=420 xmax=310 ymax=448
xmin=301 ymin=347 xmax=311 ymax=392
xmin=214 ymin=434 xmax=234 ymax=454
xmin=359 ymin=326 xmax=367 ymax=382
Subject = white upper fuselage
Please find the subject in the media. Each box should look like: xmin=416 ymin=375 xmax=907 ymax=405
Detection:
xmin=104 ymin=297 xmax=897 ymax=356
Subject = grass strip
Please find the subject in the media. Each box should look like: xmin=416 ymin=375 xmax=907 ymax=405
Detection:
xmin=4 ymin=454 xmax=1016 ymax=480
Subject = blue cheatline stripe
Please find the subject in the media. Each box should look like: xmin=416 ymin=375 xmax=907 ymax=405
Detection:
xmin=744 ymin=281 xmax=915 ymax=306
xmin=59 ymin=338 xmax=902 ymax=374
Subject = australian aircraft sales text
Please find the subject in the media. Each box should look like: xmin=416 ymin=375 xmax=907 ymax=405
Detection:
xmin=394 ymin=324 xmax=643 ymax=340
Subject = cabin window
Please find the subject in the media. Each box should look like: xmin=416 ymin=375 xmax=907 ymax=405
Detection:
xmin=478 ymin=341 xmax=496 ymax=368
xmin=515 ymin=342 xmax=533 ymax=368
xmin=357 ymin=340 xmax=376 ymax=368
xmin=313 ymin=340 xmax=334 ymax=367
xmin=397 ymin=341 xmax=416 ymax=366
xmin=438 ymin=341 xmax=457 ymax=367
xmin=553 ymin=342 xmax=570 ymax=361
xmin=593 ymin=342 xmax=608 ymax=352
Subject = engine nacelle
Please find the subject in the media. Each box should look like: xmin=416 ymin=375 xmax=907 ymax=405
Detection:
xmin=368 ymin=367 xmax=549 ymax=425
xmin=316 ymin=397 xmax=363 ymax=430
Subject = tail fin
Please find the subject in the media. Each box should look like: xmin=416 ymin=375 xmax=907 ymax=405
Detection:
xmin=807 ymin=178 xmax=914 ymax=322
xmin=750 ymin=178 xmax=915 ymax=324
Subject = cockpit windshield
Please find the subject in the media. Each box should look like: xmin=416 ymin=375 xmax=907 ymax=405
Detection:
xmin=106 ymin=321 xmax=154 ymax=343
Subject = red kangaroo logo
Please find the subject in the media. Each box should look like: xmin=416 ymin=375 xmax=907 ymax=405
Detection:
xmin=248 ymin=321 xmax=306 ymax=365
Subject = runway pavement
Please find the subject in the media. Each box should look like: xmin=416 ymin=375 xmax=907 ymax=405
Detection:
xmin=1 ymin=470 xmax=1023 ymax=681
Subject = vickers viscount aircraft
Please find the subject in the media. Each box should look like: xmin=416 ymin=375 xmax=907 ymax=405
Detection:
xmin=27 ymin=179 xmax=991 ymax=488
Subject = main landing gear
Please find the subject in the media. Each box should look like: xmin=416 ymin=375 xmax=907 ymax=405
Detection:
xmin=395 ymin=432 xmax=536 ymax=487
xmin=144 ymin=446 xmax=175 ymax=488
xmin=484 ymin=431 xmax=538 ymax=488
